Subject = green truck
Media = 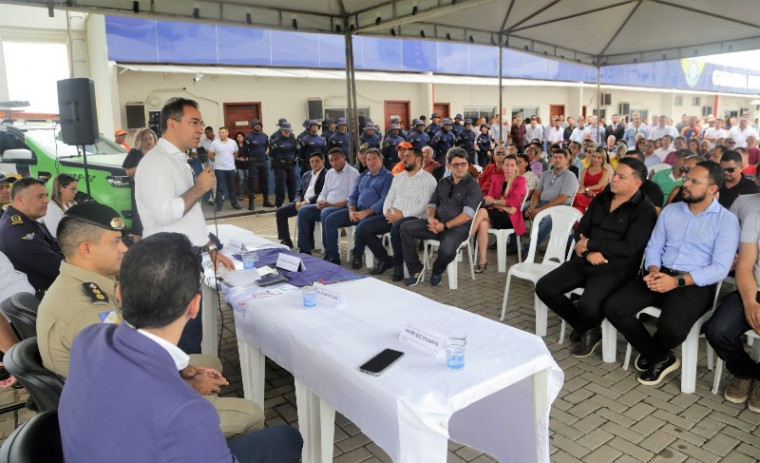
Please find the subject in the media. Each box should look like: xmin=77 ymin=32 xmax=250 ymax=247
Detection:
xmin=0 ymin=122 xmax=134 ymax=229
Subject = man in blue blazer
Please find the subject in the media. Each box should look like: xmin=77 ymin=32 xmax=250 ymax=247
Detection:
xmin=59 ymin=233 xmax=303 ymax=462
xmin=276 ymin=151 xmax=327 ymax=248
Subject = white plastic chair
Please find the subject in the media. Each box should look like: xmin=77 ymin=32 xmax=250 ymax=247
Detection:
xmin=292 ymin=219 xmax=322 ymax=251
xmin=478 ymin=192 xmax=529 ymax=272
xmin=500 ymin=205 xmax=583 ymax=336
xmin=422 ymin=206 xmax=480 ymax=290
xmin=364 ymin=232 xmax=391 ymax=269
xmin=622 ymin=281 xmax=722 ymax=394
xmin=712 ymin=331 xmax=760 ymax=394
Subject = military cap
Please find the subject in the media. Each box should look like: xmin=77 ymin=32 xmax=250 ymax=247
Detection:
xmin=0 ymin=173 xmax=17 ymax=185
xmin=62 ymin=201 xmax=125 ymax=231
xmin=364 ymin=123 xmax=375 ymax=130
xmin=250 ymin=119 xmax=262 ymax=128
xmin=480 ymin=123 xmax=489 ymax=130
xmin=303 ymin=118 xmax=311 ymax=128
xmin=455 ymin=114 xmax=463 ymax=120
xmin=431 ymin=113 xmax=441 ymax=119
xmin=442 ymin=118 xmax=453 ymax=126
xmin=307 ymin=119 xmax=319 ymax=127
xmin=414 ymin=119 xmax=425 ymax=127
xmin=336 ymin=118 xmax=348 ymax=126
xmin=389 ymin=124 xmax=400 ymax=131
xmin=358 ymin=144 xmax=369 ymax=152
xmin=464 ymin=118 xmax=473 ymax=125
xmin=280 ymin=122 xmax=292 ymax=131
xmin=277 ymin=118 xmax=288 ymax=126
xmin=391 ymin=117 xmax=401 ymax=123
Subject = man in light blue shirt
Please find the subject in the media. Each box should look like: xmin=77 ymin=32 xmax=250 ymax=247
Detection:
xmin=605 ymin=160 xmax=740 ymax=387
xmin=296 ymin=149 xmax=359 ymax=256
xmin=323 ymin=149 xmax=393 ymax=267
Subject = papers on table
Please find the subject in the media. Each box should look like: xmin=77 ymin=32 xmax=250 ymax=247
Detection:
xmin=220 ymin=270 xmax=261 ymax=288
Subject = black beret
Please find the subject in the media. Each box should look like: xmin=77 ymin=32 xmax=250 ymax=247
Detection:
xmin=62 ymin=201 xmax=125 ymax=231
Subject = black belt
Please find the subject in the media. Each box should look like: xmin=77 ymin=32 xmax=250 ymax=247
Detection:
xmin=660 ymin=267 xmax=686 ymax=276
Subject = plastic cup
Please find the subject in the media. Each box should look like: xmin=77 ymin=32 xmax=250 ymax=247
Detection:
xmin=302 ymin=287 xmax=317 ymax=308
xmin=242 ymin=251 xmax=258 ymax=270
xmin=445 ymin=336 xmax=467 ymax=370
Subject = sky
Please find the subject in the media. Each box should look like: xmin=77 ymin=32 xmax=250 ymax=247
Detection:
xmin=695 ymin=50 xmax=760 ymax=71
xmin=3 ymin=41 xmax=70 ymax=113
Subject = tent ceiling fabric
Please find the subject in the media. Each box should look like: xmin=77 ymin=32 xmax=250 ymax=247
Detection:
xmin=8 ymin=0 xmax=760 ymax=66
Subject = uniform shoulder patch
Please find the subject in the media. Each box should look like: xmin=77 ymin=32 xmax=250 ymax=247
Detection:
xmin=10 ymin=215 xmax=23 ymax=226
xmin=82 ymin=282 xmax=109 ymax=303
xmin=21 ymin=233 xmax=35 ymax=240
xmin=98 ymin=310 xmax=121 ymax=324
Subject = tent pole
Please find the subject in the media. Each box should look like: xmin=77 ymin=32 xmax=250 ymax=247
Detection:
xmin=343 ymin=19 xmax=358 ymax=165
xmin=498 ymin=33 xmax=504 ymax=145
xmin=596 ymin=61 xmax=601 ymax=146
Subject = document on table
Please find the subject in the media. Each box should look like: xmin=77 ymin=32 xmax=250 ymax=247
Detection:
xmin=221 ymin=270 xmax=261 ymax=288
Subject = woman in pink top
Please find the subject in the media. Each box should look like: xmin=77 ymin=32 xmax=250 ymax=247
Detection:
xmin=470 ymin=154 xmax=527 ymax=273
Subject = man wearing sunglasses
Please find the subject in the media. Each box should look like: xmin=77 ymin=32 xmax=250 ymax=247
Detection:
xmin=719 ymin=150 xmax=759 ymax=209
xmin=400 ymin=147 xmax=482 ymax=287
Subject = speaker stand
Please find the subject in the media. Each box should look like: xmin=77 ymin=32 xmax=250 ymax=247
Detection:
xmin=80 ymin=144 xmax=92 ymax=197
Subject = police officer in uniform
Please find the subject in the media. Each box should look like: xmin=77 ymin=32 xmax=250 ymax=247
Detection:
xmin=457 ymin=118 xmax=478 ymax=165
xmin=298 ymin=120 xmax=326 ymax=172
xmin=36 ymin=201 xmax=264 ymax=438
xmin=475 ymin=123 xmax=494 ymax=167
xmin=425 ymin=113 xmax=442 ymax=140
xmin=431 ymin=118 xmax=456 ymax=165
xmin=0 ymin=177 xmax=63 ymax=295
xmin=389 ymin=116 xmax=408 ymax=139
xmin=407 ymin=119 xmax=430 ymax=151
xmin=269 ymin=122 xmax=298 ymax=207
xmin=321 ymin=118 xmax=336 ymax=142
xmin=451 ymin=114 xmax=465 ymax=138
xmin=296 ymin=118 xmax=311 ymax=147
xmin=382 ymin=124 xmax=406 ymax=170
xmin=0 ymin=172 xmax=17 ymax=221
xmin=329 ymin=118 xmax=350 ymax=160
xmin=270 ymin=117 xmax=289 ymax=144
xmin=360 ymin=122 xmax=382 ymax=149
xmin=243 ymin=119 xmax=273 ymax=210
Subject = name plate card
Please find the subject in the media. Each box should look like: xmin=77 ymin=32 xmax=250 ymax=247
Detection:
xmin=276 ymin=253 xmax=305 ymax=272
xmin=227 ymin=239 xmax=247 ymax=256
xmin=399 ymin=324 xmax=445 ymax=356
xmin=313 ymin=284 xmax=346 ymax=309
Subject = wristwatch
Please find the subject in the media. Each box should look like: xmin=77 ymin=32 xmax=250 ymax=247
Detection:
xmin=443 ymin=222 xmax=449 ymax=231
xmin=200 ymin=243 xmax=217 ymax=254
xmin=677 ymin=276 xmax=686 ymax=287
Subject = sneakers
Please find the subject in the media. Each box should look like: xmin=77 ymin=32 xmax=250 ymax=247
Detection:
xmin=405 ymin=269 xmax=424 ymax=286
xmin=638 ymin=351 xmax=680 ymax=386
xmin=634 ymin=354 xmax=649 ymax=372
xmin=748 ymin=380 xmax=760 ymax=413
xmin=571 ymin=327 xmax=601 ymax=358
xmin=724 ymin=375 xmax=753 ymax=404
xmin=430 ymin=274 xmax=443 ymax=287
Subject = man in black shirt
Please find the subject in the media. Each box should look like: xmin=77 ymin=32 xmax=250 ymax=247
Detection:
xmin=399 ymin=148 xmax=482 ymax=287
xmin=535 ymin=158 xmax=657 ymax=357
xmin=719 ymin=150 xmax=759 ymax=209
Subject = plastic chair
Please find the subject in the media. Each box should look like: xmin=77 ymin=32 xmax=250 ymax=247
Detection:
xmin=422 ymin=205 xmax=480 ymax=290
xmin=622 ymin=281 xmax=722 ymax=394
xmin=477 ymin=192 xmax=529 ymax=272
xmin=4 ymin=338 xmax=65 ymax=413
xmin=364 ymin=232 xmax=391 ymax=269
xmin=0 ymin=409 xmax=62 ymax=463
xmin=500 ymin=206 xmax=582 ymax=336
xmin=0 ymin=293 xmax=40 ymax=341
xmin=712 ymin=331 xmax=760 ymax=394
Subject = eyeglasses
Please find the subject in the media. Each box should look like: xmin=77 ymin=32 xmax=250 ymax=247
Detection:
xmin=678 ymin=167 xmax=691 ymax=174
xmin=723 ymin=167 xmax=737 ymax=173
xmin=450 ymin=162 xmax=468 ymax=168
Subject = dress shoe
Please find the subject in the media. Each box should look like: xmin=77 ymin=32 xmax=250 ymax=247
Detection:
xmin=392 ymin=265 xmax=404 ymax=281
xmin=280 ymin=239 xmax=293 ymax=248
xmin=263 ymin=200 xmax=275 ymax=208
xmin=324 ymin=255 xmax=341 ymax=265
xmin=371 ymin=259 xmax=393 ymax=275
xmin=232 ymin=204 xmax=243 ymax=210
xmin=351 ymin=255 xmax=362 ymax=269
xmin=638 ymin=351 xmax=680 ymax=386
xmin=568 ymin=328 xmax=580 ymax=343
xmin=570 ymin=327 xmax=601 ymax=358
xmin=248 ymin=207 xmax=256 ymax=211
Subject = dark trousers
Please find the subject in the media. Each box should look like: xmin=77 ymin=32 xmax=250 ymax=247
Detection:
xmin=227 ymin=425 xmax=303 ymax=463
xmin=248 ymin=161 xmax=269 ymax=200
xmin=215 ymin=170 xmax=239 ymax=210
xmin=604 ymin=277 xmax=716 ymax=362
xmin=535 ymin=258 xmax=629 ymax=334
xmin=705 ymin=290 xmax=760 ymax=379
xmin=296 ymin=205 xmax=341 ymax=253
xmin=179 ymin=263 xmax=205 ymax=354
xmin=358 ymin=215 xmax=416 ymax=266
xmin=275 ymin=202 xmax=298 ymax=243
xmin=400 ymin=218 xmax=470 ymax=275
xmin=273 ymin=165 xmax=296 ymax=207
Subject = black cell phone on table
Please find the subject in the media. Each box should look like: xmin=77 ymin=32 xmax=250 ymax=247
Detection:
xmin=359 ymin=349 xmax=404 ymax=376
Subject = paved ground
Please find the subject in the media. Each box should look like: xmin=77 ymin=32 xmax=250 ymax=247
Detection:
xmin=2 ymin=209 xmax=760 ymax=462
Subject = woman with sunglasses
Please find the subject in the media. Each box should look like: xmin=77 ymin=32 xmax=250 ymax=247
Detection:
xmin=573 ymin=148 xmax=610 ymax=214
xmin=44 ymin=173 xmax=78 ymax=238
xmin=471 ymin=154 xmax=526 ymax=273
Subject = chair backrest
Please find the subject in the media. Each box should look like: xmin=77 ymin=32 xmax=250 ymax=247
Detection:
xmin=4 ymin=338 xmax=64 ymax=413
xmin=0 ymin=409 xmax=62 ymax=463
xmin=524 ymin=205 xmax=583 ymax=264
xmin=0 ymin=293 xmax=40 ymax=341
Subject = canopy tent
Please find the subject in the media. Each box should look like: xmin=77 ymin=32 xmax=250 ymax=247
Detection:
xmin=8 ymin=0 xmax=760 ymax=153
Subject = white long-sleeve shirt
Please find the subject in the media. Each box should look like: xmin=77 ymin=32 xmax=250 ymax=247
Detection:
xmin=318 ymin=165 xmax=360 ymax=205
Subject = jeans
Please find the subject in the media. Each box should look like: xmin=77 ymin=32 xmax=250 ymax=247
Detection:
xmin=322 ymin=208 xmax=354 ymax=261
xmin=191 ymin=158 xmax=210 ymax=203
xmin=705 ymin=290 xmax=760 ymax=379
xmin=215 ymin=170 xmax=239 ymax=210
xmin=227 ymin=425 xmax=303 ymax=463
xmin=357 ymin=214 xmax=416 ymax=267
xmin=400 ymin=218 xmax=470 ymax=276
xmin=236 ymin=168 xmax=248 ymax=196
xmin=296 ymin=205 xmax=341 ymax=253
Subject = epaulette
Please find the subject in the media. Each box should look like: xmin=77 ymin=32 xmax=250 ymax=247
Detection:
xmin=10 ymin=215 xmax=22 ymax=226
xmin=82 ymin=282 xmax=109 ymax=303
